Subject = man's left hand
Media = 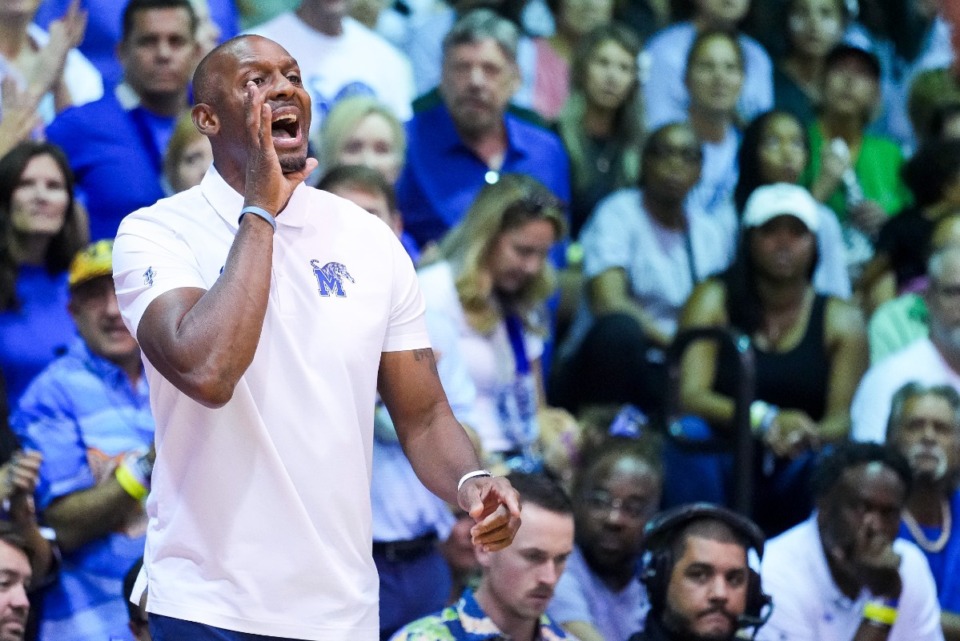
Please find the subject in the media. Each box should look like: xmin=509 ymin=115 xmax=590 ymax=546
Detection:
xmin=459 ymin=476 xmax=521 ymax=552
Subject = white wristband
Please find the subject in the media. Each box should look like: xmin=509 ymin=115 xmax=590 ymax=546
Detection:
xmin=458 ymin=470 xmax=492 ymax=492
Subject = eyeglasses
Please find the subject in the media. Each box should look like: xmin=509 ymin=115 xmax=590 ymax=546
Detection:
xmin=582 ymin=491 xmax=654 ymax=520
xmin=931 ymin=281 xmax=960 ymax=301
xmin=647 ymin=143 xmax=703 ymax=164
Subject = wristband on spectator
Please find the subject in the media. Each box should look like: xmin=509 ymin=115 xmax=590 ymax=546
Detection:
xmin=750 ymin=400 xmax=780 ymax=436
xmin=239 ymin=206 xmax=277 ymax=232
xmin=115 ymin=451 xmax=153 ymax=501
xmin=863 ymin=600 xmax=898 ymax=627
xmin=457 ymin=470 xmax=492 ymax=492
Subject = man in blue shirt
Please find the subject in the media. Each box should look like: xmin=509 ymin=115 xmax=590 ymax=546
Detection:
xmin=886 ymin=382 xmax=960 ymax=639
xmin=45 ymin=0 xmax=201 ymax=241
xmin=396 ymin=8 xmax=571 ymax=250
xmin=12 ymin=240 xmax=155 ymax=641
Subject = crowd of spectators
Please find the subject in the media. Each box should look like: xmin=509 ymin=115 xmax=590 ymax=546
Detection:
xmin=1 ymin=0 xmax=960 ymax=639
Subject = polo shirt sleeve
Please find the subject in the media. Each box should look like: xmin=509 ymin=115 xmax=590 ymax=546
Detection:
xmin=382 ymin=237 xmax=430 ymax=353
xmin=113 ymin=211 xmax=209 ymax=338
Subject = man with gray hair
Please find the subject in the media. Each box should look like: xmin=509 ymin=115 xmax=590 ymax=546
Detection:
xmin=853 ymin=246 xmax=960 ymax=442
xmin=886 ymin=382 xmax=960 ymax=639
xmin=396 ymin=8 xmax=570 ymax=249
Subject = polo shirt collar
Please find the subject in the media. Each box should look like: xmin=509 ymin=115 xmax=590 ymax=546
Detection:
xmin=455 ymin=588 xmax=568 ymax=640
xmin=70 ymin=338 xmax=143 ymax=392
xmin=502 ymin=112 xmax=531 ymax=162
xmin=200 ymin=165 xmax=312 ymax=231
xmin=115 ymin=83 xmax=141 ymax=111
xmin=808 ymin=514 xmax=863 ymax=610
xmin=435 ymin=104 xmax=529 ymax=162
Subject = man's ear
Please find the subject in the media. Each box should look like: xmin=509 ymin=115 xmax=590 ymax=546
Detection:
xmin=475 ymin=543 xmax=494 ymax=569
xmin=192 ymin=104 xmax=219 ymax=136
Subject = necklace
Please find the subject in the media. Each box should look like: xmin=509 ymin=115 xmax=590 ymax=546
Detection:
xmin=902 ymin=499 xmax=952 ymax=553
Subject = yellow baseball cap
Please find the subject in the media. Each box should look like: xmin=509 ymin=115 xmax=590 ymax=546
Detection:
xmin=68 ymin=240 xmax=114 ymax=289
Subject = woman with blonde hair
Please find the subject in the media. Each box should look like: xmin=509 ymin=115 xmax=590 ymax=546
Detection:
xmin=418 ymin=173 xmax=576 ymax=471
xmin=162 ymin=111 xmax=213 ymax=194
xmin=316 ymin=95 xmax=405 ymax=185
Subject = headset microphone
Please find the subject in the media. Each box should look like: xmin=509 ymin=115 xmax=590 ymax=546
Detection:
xmin=736 ymin=595 xmax=773 ymax=640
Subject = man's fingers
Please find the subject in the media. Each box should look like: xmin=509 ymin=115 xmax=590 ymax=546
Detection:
xmin=470 ymin=510 xmax=522 ymax=551
xmin=259 ymin=102 xmax=273 ymax=149
xmin=471 ymin=502 xmax=510 ymax=531
xmin=472 ymin=519 xmax=521 ymax=551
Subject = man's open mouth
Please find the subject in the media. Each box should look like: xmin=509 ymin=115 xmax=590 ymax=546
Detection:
xmin=271 ymin=112 xmax=300 ymax=140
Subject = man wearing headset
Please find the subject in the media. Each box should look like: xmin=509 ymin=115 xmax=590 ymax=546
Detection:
xmin=629 ymin=503 xmax=771 ymax=641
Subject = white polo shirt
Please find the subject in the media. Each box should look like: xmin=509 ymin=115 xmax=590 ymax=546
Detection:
xmin=113 ymin=167 xmax=430 ymax=640
xmin=759 ymin=517 xmax=943 ymax=641
xmin=851 ymin=338 xmax=960 ymax=444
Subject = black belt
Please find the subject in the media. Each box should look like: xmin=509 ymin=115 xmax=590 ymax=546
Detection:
xmin=372 ymin=531 xmax=438 ymax=562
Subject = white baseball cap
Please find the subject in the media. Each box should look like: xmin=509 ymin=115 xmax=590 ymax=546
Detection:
xmin=742 ymin=183 xmax=820 ymax=233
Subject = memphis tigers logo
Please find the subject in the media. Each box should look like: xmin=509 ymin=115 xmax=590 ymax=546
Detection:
xmin=311 ymin=260 xmax=354 ymax=297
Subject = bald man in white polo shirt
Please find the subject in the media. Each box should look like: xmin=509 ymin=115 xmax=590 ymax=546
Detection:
xmin=112 ymin=34 xmax=521 ymax=641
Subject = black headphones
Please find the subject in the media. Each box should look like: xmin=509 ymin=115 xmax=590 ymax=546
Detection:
xmin=639 ymin=503 xmax=772 ymax=633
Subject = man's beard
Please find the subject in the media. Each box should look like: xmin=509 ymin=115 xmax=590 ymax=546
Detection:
xmin=661 ymin=606 xmax=740 ymax=641
xmin=279 ymin=153 xmax=308 ymax=174
xmin=907 ymin=443 xmax=950 ymax=481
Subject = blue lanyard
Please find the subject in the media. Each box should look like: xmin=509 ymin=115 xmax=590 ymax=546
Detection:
xmin=504 ymin=314 xmax=530 ymax=375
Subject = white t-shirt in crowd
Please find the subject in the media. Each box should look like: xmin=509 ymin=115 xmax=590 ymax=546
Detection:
xmin=547 ymin=545 xmax=649 ymax=641
xmin=570 ymin=187 xmax=736 ymax=345
xmin=113 ymin=168 xmax=431 ymax=640
xmin=759 ymin=516 xmax=943 ymax=641
xmin=643 ymin=22 xmax=773 ymax=131
xmin=687 ymin=125 xmax=740 ymax=220
xmin=850 ymin=337 xmax=960 ymax=443
xmin=249 ymin=14 xmax=414 ymax=134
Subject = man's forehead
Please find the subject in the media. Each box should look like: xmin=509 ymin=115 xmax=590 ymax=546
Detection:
xmin=680 ymin=535 xmax=747 ymax=567
xmin=583 ymin=457 xmax=657 ymax=491
xmin=836 ymin=462 xmax=905 ymax=498
xmin=218 ymin=37 xmax=298 ymax=71
xmin=902 ymin=394 xmax=956 ymax=422
xmin=129 ymin=6 xmax=194 ymax=34
xmin=0 ymin=540 xmax=29 ymax=573
xmin=447 ymin=38 xmax=513 ymax=64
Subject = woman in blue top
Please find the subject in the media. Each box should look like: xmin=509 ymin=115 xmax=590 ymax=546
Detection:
xmin=0 ymin=141 xmax=87 ymax=403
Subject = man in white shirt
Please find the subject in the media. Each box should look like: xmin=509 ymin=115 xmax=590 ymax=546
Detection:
xmin=112 ymin=34 xmax=519 ymax=641
xmin=852 ymin=246 xmax=960 ymax=442
xmin=248 ymin=0 xmax=414 ymax=135
xmin=758 ymin=442 xmax=943 ymax=641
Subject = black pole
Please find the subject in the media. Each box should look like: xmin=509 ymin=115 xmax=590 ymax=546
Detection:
xmin=663 ymin=327 xmax=756 ymax=516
